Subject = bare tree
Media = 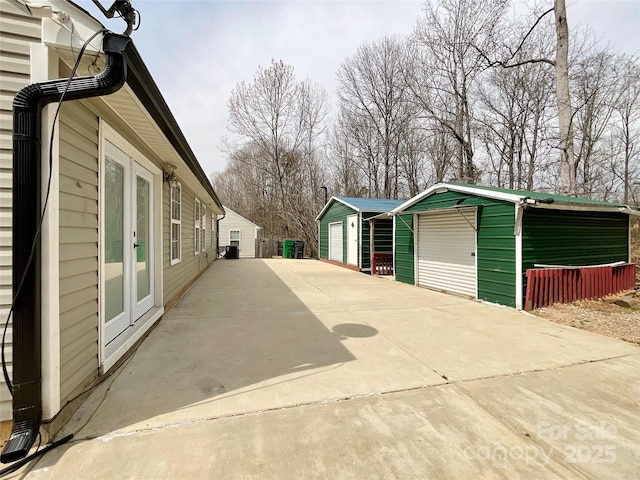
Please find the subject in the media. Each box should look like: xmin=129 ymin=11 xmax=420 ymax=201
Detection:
xmin=221 ymin=60 xmax=329 ymax=256
xmin=335 ymin=36 xmax=414 ymax=198
xmin=407 ymin=0 xmax=509 ymax=184
xmin=475 ymin=0 xmax=579 ymax=194
xmin=612 ymin=56 xmax=640 ymax=204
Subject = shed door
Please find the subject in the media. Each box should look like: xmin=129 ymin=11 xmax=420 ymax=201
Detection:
xmin=417 ymin=208 xmax=477 ymax=297
xmin=329 ymin=222 xmax=343 ymax=263
xmin=347 ymin=214 xmax=358 ymax=266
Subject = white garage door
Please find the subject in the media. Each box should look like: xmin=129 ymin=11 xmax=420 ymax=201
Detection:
xmin=417 ymin=208 xmax=477 ymax=297
xmin=329 ymin=222 xmax=343 ymax=262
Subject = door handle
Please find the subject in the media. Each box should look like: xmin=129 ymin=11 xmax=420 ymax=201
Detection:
xmin=134 ymin=243 xmax=141 ymax=248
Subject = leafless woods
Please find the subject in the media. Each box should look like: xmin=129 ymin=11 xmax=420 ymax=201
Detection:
xmin=212 ymin=0 xmax=640 ymax=256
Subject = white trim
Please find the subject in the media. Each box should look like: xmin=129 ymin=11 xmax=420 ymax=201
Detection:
xmin=392 ymin=216 xmax=396 ymax=280
xmin=98 ymin=120 xmax=163 ymax=367
xmin=358 ymin=213 xmax=363 ymax=268
xmin=413 ymin=213 xmax=418 ymax=286
xmin=515 ymin=205 xmax=524 ymax=310
xmin=391 ymin=184 xmax=523 ymax=214
xmin=98 ymin=120 xmax=106 ymax=371
xmin=390 ymin=182 xmax=640 ymax=216
xmin=170 ymin=182 xmax=182 ymax=265
xmin=194 ymin=197 xmax=201 ymax=255
xmin=529 ymin=203 xmax=640 ymax=215
xmin=34 ymin=43 xmax=60 ymax=420
xmin=628 ymin=215 xmax=632 ymax=264
xmin=316 ymin=197 xmax=357 ymax=220
xmin=229 ymin=229 xmax=241 ymax=251
xmin=315 ymin=196 xmax=402 ymax=221
xmin=221 ymin=205 xmax=261 ymax=229
xmin=103 ymin=306 xmax=163 ymax=373
xmin=474 ymin=209 xmax=479 ymax=298
xmin=317 ymin=220 xmax=321 ymax=260
xmin=201 ymin=204 xmax=206 ymax=253
xmin=346 ymin=214 xmax=358 ymax=267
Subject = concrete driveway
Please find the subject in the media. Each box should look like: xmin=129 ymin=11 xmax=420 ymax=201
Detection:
xmin=17 ymin=259 xmax=640 ymax=479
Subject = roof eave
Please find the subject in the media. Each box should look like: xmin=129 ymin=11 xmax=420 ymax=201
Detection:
xmin=122 ymin=43 xmax=223 ymax=211
xmin=390 ymin=183 xmax=522 ymax=214
xmin=530 ymin=203 xmax=640 ymax=216
xmin=315 ymin=196 xmax=359 ymax=220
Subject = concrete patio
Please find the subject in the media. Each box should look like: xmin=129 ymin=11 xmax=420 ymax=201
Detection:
xmin=13 ymin=259 xmax=640 ymax=479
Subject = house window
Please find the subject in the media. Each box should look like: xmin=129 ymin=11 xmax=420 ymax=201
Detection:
xmin=201 ymin=205 xmax=206 ymax=251
xmin=170 ymin=182 xmax=181 ymax=265
xmin=230 ymin=230 xmax=240 ymax=250
xmin=194 ymin=198 xmax=201 ymax=254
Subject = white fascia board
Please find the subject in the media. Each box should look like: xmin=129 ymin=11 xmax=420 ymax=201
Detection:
xmin=530 ymin=204 xmax=640 ymax=215
xmin=33 ymin=42 xmax=61 ymax=420
xmin=41 ymin=1 xmax=104 ymax=52
xmin=366 ymin=212 xmax=392 ymax=221
xmin=315 ymin=196 xmax=358 ymax=220
xmin=222 ymin=205 xmax=261 ymax=229
xmin=390 ymin=183 xmax=524 ymax=214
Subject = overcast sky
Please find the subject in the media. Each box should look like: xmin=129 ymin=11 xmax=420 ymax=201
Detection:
xmin=76 ymin=0 xmax=640 ymax=176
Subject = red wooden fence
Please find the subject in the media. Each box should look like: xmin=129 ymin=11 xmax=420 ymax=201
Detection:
xmin=524 ymin=264 xmax=636 ymax=310
xmin=372 ymin=252 xmax=393 ymax=276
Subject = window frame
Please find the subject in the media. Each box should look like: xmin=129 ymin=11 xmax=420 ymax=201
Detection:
xmin=201 ymin=204 xmax=206 ymax=252
xmin=229 ymin=229 xmax=241 ymax=251
xmin=194 ymin=198 xmax=201 ymax=255
xmin=170 ymin=182 xmax=182 ymax=265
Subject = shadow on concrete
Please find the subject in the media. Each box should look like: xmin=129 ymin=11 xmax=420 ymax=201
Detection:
xmin=56 ymin=260 xmax=359 ymax=442
xmin=332 ymin=323 xmax=378 ymax=338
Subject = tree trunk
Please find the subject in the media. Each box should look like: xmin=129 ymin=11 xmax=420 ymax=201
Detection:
xmin=554 ymin=0 xmax=576 ymax=195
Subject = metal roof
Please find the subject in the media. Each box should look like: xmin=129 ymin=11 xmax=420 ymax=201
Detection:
xmin=316 ymin=196 xmax=404 ymax=220
xmin=338 ymin=197 xmax=405 ymax=212
xmin=391 ymin=183 xmax=639 ymax=216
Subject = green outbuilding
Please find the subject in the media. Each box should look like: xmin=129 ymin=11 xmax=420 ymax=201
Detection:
xmin=317 ymin=197 xmax=404 ymax=271
xmin=390 ymin=183 xmax=638 ymax=309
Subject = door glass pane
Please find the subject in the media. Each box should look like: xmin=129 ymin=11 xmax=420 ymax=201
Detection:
xmin=105 ymin=158 xmax=124 ymax=322
xmin=136 ymin=175 xmax=151 ymax=301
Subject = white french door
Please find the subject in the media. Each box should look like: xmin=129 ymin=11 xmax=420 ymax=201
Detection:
xmin=104 ymin=141 xmax=155 ymax=345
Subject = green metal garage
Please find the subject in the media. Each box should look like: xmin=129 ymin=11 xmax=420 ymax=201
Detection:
xmin=317 ymin=197 xmax=403 ymax=272
xmin=390 ymin=183 xmax=638 ymax=309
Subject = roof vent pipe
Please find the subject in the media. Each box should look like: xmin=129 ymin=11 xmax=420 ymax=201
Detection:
xmin=1 ymin=32 xmax=131 ymax=464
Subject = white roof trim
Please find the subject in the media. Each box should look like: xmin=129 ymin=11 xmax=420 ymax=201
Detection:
xmin=390 ymin=183 xmax=640 ymax=216
xmin=390 ymin=183 xmax=522 ymax=214
xmin=222 ymin=206 xmax=261 ymax=229
xmin=315 ymin=196 xmax=360 ymax=220
xmin=531 ymin=203 xmax=640 ymax=216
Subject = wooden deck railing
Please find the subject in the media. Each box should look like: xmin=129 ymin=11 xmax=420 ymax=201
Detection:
xmin=524 ymin=263 xmax=636 ymax=310
xmin=372 ymin=252 xmax=393 ymax=276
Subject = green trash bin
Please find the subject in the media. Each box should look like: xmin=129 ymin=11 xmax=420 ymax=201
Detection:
xmin=282 ymin=240 xmax=295 ymax=259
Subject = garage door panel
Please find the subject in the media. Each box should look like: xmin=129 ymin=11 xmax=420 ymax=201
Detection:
xmin=417 ymin=209 xmax=477 ymax=297
xmin=329 ymin=222 xmax=343 ymax=263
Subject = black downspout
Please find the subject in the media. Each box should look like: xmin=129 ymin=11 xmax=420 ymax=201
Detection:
xmin=216 ymin=212 xmax=225 ymax=256
xmin=1 ymin=32 xmax=131 ymax=464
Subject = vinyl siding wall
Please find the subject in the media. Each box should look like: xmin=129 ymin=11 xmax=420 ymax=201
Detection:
xmin=318 ymin=201 xmax=356 ymax=263
xmin=218 ymin=209 xmax=258 ymax=258
xmin=163 ymin=180 xmax=216 ymax=305
xmin=59 ymin=101 xmax=100 ymax=402
xmin=0 ymin=0 xmax=41 ymax=421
